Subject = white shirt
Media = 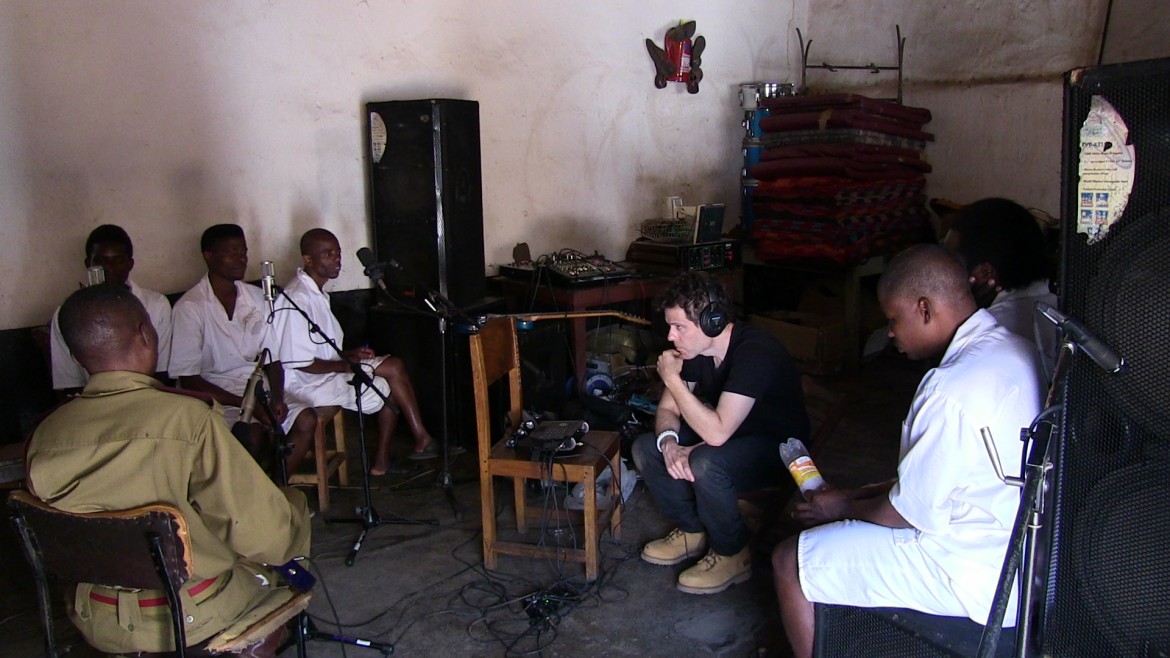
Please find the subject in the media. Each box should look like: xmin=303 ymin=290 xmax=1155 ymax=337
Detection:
xmin=49 ymin=280 xmax=173 ymax=390
xmin=988 ymin=278 xmax=1059 ymax=381
xmin=889 ymin=309 xmax=1044 ymax=620
xmin=272 ymin=269 xmax=347 ymax=400
xmin=168 ymin=275 xmax=276 ymax=397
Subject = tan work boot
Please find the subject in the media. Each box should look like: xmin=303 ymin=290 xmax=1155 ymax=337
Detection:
xmin=641 ymin=528 xmax=707 ymax=566
xmin=676 ymin=546 xmax=752 ymax=594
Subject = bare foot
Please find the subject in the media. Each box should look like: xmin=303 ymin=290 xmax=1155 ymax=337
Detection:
xmin=369 ymin=461 xmax=389 ymax=477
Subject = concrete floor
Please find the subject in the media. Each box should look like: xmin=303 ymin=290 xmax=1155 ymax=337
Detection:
xmin=0 ymin=352 xmax=924 ymax=657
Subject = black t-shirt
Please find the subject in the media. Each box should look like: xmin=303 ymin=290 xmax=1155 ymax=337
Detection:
xmin=678 ymin=323 xmax=809 ymax=445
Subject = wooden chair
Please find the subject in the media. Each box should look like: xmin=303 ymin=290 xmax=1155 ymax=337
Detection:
xmin=469 ymin=316 xmax=623 ymax=581
xmin=288 ymin=406 xmax=348 ymax=511
xmin=7 ymin=490 xmax=310 ymax=657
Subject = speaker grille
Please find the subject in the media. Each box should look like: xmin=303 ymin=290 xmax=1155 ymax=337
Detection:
xmin=1047 ymin=57 xmax=1170 ymax=657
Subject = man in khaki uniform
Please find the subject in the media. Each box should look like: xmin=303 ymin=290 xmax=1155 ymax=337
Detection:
xmin=26 ymin=283 xmax=312 ymax=656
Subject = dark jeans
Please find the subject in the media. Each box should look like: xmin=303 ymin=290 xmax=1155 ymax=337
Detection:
xmin=631 ymin=431 xmax=788 ymax=556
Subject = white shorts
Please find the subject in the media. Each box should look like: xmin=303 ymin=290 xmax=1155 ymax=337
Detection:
xmin=291 ymin=357 xmax=392 ymax=414
xmin=797 ymin=519 xmax=1013 ymax=624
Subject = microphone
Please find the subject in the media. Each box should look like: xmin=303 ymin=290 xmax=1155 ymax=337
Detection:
xmin=355 ymin=247 xmax=402 ymax=278
xmin=235 ymin=349 xmax=267 ymax=430
xmin=1035 ymin=302 xmax=1125 ymax=374
xmin=261 ymin=261 xmax=277 ymax=318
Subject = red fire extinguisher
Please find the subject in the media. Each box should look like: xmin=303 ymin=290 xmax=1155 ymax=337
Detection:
xmin=665 ymin=24 xmax=692 ymax=83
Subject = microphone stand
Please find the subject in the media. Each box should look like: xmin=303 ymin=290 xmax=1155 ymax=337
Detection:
xmin=272 ymin=285 xmax=436 ymax=573
xmin=370 ymin=260 xmax=479 ymax=523
xmin=253 ymin=379 xmax=291 ymax=487
xmin=977 ymin=342 xmax=1071 ymax=658
xmin=421 ymin=287 xmax=479 ymax=523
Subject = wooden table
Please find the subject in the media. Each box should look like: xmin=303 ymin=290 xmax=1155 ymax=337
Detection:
xmin=493 ymin=270 xmax=738 ymax=385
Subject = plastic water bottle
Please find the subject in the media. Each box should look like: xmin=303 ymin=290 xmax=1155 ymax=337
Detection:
xmin=779 ymin=438 xmax=825 ymax=498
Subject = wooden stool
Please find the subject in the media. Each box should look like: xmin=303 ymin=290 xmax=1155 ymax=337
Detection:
xmin=288 ymin=406 xmax=348 ymax=511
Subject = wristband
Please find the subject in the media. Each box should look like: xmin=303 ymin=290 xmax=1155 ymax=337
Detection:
xmin=656 ymin=429 xmax=680 ymax=452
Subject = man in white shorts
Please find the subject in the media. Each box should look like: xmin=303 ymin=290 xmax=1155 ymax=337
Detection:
xmin=49 ymin=224 xmax=173 ymax=393
xmin=169 ymin=224 xmax=316 ymax=477
xmin=771 ymin=244 xmax=1044 ymax=658
xmin=273 ymin=229 xmax=451 ymax=476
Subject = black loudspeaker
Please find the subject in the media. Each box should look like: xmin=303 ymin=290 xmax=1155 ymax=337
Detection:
xmin=366 ymin=99 xmax=486 ymax=307
xmin=1042 ymin=57 xmax=1170 ymax=657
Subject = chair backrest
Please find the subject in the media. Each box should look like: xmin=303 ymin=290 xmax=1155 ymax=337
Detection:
xmin=7 ymin=489 xmax=192 ymax=591
xmin=468 ymin=317 xmax=524 ymax=458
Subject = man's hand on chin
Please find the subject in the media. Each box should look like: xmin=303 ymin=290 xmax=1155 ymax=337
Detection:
xmin=657 ymin=349 xmax=684 ymax=383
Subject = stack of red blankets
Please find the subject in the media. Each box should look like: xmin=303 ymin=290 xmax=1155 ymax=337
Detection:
xmin=747 ymin=94 xmax=934 ymax=266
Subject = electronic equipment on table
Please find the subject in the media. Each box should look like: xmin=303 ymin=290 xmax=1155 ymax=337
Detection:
xmin=499 ymin=248 xmax=631 ymax=286
xmin=507 ymin=419 xmax=590 ymax=461
xmin=626 ymin=239 xmax=740 ymax=273
xmin=628 ymin=203 xmax=737 ymax=273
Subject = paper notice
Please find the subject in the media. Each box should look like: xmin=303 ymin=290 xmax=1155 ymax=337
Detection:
xmin=370 ymin=112 xmax=387 ymax=164
xmin=1076 ymin=96 xmax=1135 ymax=243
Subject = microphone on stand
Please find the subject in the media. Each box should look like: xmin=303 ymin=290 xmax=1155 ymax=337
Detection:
xmin=356 ymin=248 xmax=400 ymax=295
xmin=261 ymin=261 xmax=277 ymax=319
xmin=231 ymin=349 xmax=268 ymax=446
xmin=1035 ymin=302 xmax=1125 ymax=374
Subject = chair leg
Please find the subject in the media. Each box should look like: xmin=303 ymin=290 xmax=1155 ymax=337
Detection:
xmin=12 ymin=516 xmax=60 ymax=658
xmin=513 ymin=477 xmax=527 ymax=533
xmin=334 ymin=415 xmax=348 ymax=487
xmin=583 ymin=468 xmax=599 ymax=581
xmin=609 ymin=452 xmax=622 ymax=540
xmin=313 ymin=419 xmax=329 ymax=512
xmin=481 ymin=473 xmax=498 ymax=571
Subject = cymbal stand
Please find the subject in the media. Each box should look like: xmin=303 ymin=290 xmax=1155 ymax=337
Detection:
xmin=273 ymin=286 xmax=436 ymax=570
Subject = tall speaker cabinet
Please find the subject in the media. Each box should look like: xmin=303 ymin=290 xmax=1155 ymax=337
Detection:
xmin=366 ymin=99 xmax=486 ymax=307
xmin=1043 ymin=56 xmax=1170 ymax=657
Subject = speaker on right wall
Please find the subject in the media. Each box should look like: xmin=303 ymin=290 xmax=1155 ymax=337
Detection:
xmin=1044 ymin=57 xmax=1170 ymax=657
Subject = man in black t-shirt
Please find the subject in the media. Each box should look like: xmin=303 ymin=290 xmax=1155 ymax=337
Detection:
xmin=632 ymin=272 xmax=809 ymax=595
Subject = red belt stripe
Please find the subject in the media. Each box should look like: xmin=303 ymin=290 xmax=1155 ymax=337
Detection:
xmin=89 ymin=577 xmax=218 ymax=607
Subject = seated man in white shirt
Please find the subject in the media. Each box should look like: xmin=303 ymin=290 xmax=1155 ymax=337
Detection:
xmin=942 ymin=197 xmax=1059 ymax=379
xmin=772 ymin=245 xmax=1044 ymax=658
xmin=273 ymin=229 xmax=452 ymax=476
xmin=49 ymin=224 xmax=173 ymax=393
xmin=168 ymin=224 xmax=316 ymax=476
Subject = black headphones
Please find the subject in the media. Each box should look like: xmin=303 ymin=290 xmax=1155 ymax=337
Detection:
xmin=698 ymin=276 xmax=729 ymax=338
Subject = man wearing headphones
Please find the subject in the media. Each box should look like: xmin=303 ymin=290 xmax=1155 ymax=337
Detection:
xmin=632 ymin=272 xmax=810 ymax=594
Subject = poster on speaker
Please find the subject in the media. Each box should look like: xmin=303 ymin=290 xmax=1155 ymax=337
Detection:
xmin=1076 ymin=96 xmax=1135 ymax=244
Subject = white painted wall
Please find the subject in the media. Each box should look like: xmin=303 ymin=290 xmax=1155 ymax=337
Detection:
xmin=4 ymin=1 xmax=1166 ymax=330
xmin=0 ymin=0 xmax=807 ymax=329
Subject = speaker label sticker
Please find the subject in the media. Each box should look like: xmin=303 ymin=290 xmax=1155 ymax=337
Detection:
xmin=369 ymin=112 xmax=387 ymax=164
xmin=1077 ymin=96 xmax=1135 ymax=244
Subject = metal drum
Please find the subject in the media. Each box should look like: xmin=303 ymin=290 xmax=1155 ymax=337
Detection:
xmin=742 ymin=108 xmax=771 ymax=139
xmin=739 ymin=82 xmax=763 ymax=110
xmin=739 ymin=81 xmax=795 ymax=110
xmin=760 ymin=82 xmax=795 ymax=102
xmin=742 ymin=139 xmax=764 ymax=177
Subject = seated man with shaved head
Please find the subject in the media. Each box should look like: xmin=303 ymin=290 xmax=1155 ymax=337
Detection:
xmin=272 ymin=228 xmax=455 ymax=476
xmin=771 ymin=244 xmax=1045 ymax=658
xmin=26 ymin=283 xmax=311 ymax=656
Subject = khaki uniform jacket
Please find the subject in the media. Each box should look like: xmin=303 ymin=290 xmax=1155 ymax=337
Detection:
xmin=27 ymin=371 xmax=312 ymax=654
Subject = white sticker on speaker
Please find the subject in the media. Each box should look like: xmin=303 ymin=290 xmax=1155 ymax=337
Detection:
xmin=369 ymin=112 xmax=387 ymax=164
xmin=1077 ymin=96 xmax=1135 ymax=244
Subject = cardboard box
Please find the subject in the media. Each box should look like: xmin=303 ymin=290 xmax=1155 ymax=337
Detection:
xmin=749 ymin=311 xmax=847 ymax=375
